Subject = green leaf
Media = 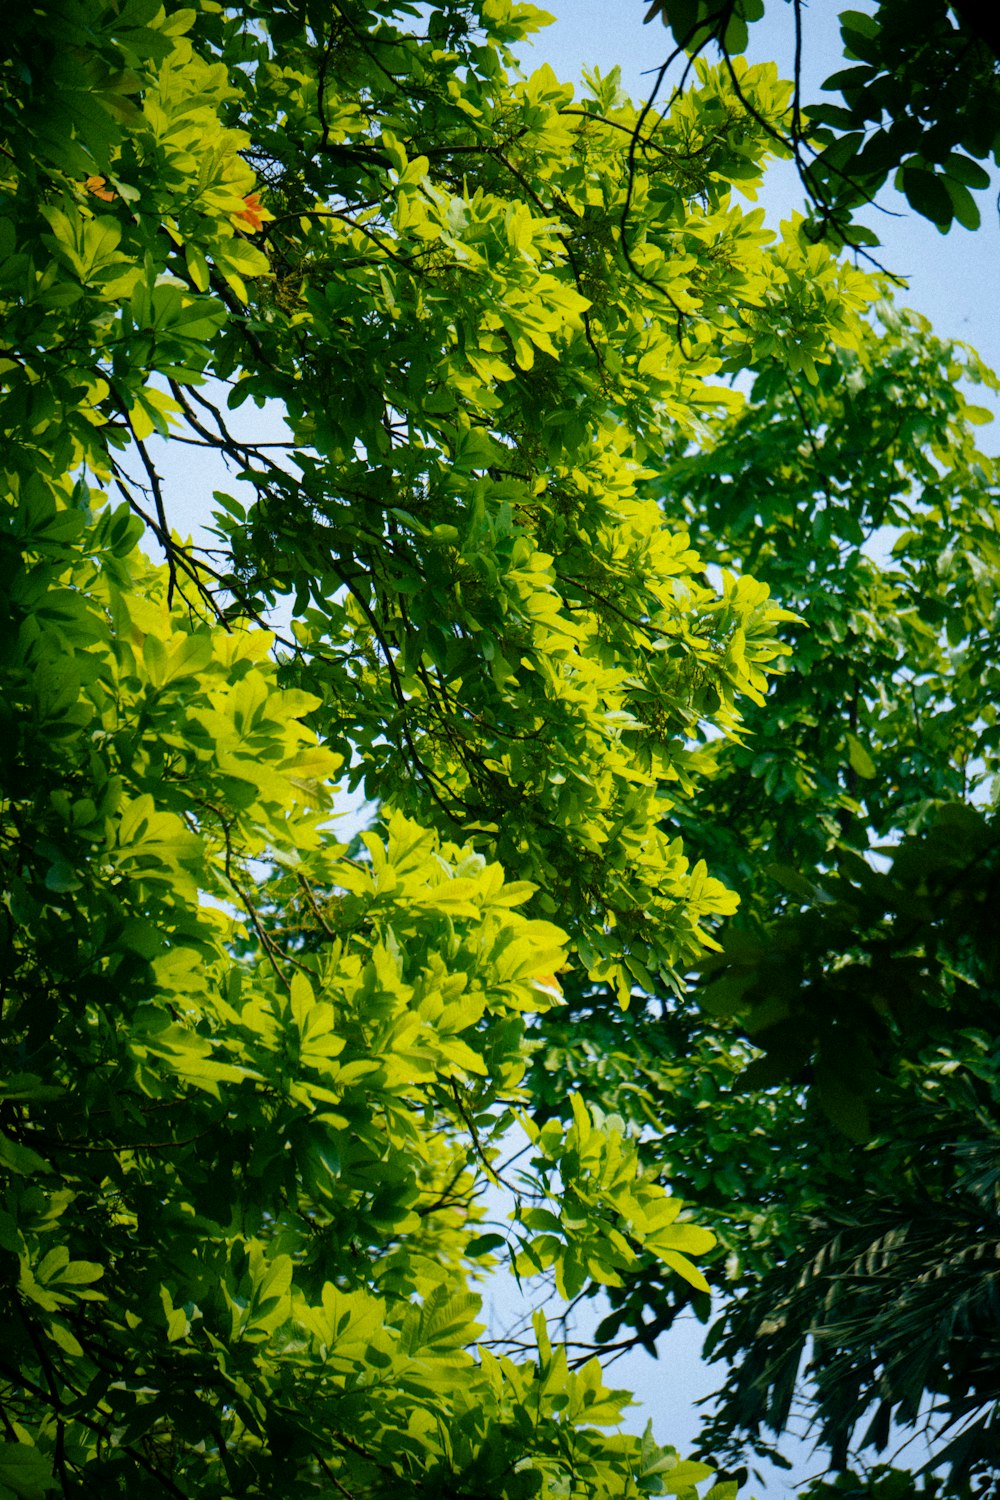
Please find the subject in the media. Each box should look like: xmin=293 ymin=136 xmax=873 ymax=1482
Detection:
xmin=0 ymin=1134 xmax=51 ymax=1176
xmin=845 ymin=732 xmax=876 ymax=779
xmin=943 ymin=176 xmax=981 ymax=231
xmin=0 ymin=1445 xmax=57 ymax=1498
xmin=945 ymin=152 xmax=992 ymax=189
xmin=899 ymin=165 xmax=954 ymax=227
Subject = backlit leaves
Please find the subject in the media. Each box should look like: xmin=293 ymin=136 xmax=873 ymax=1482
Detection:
xmin=0 ymin=0 xmax=899 ymax=1493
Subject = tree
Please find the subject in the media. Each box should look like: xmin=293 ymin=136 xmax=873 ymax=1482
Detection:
xmin=528 ymin=296 xmax=1000 ymax=1489
xmin=692 ymin=802 xmax=1000 ymax=1494
xmin=0 ymin=0 xmax=890 ymax=1495
xmin=642 ymin=0 xmax=1000 ymax=244
xmin=666 ymin=303 xmax=1000 ymax=1495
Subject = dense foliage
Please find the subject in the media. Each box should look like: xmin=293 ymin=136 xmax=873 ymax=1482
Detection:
xmin=532 ymin=302 xmax=1000 ymax=1488
xmin=669 ymin=311 xmax=1000 ymax=1492
xmin=0 ymin=0 xmax=889 ymax=1494
xmin=4 ymin=0 xmax=999 ymax=1495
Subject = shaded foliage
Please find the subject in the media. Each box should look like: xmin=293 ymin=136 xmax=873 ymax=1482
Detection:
xmin=529 ymin=300 xmax=1000 ymax=1489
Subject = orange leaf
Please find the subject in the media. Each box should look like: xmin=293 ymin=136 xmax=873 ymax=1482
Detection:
xmin=84 ymin=175 xmax=116 ymax=203
xmin=531 ymin=974 xmax=564 ymax=1000
xmin=233 ymin=193 xmax=270 ymax=233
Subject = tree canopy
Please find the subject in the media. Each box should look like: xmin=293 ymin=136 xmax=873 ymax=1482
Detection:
xmin=643 ymin=0 xmax=1000 ymax=243
xmin=2 ymin=1 xmax=999 ymax=1498
xmin=528 ymin=295 xmax=1000 ymax=1494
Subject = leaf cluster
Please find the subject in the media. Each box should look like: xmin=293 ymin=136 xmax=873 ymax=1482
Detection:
xmin=0 ymin=0 xmax=871 ymax=1491
xmin=643 ymin=0 xmax=1000 ymax=244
